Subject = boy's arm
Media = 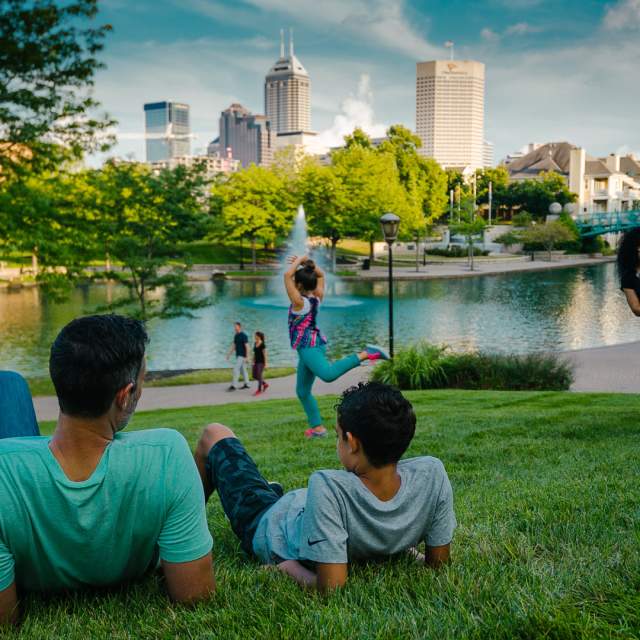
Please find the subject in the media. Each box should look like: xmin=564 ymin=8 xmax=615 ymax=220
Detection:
xmin=425 ymin=543 xmax=450 ymax=568
xmin=162 ymin=553 xmax=215 ymax=603
xmin=0 ymin=582 xmax=18 ymax=626
xmin=276 ymin=560 xmax=348 ymax=591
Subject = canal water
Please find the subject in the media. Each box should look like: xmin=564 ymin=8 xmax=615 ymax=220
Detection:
xmin=1 ymin=262 xmax=636 ymax=376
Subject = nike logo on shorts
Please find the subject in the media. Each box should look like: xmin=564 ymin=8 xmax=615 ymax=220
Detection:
xmin=307 ymin=538 xmax=327 ymax=546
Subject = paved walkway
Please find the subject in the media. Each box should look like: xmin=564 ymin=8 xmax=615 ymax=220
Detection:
xmin=352 ymin=255 xmax=614 ymax=281
xmin=32 ymin=339 xmax=640 ymax=421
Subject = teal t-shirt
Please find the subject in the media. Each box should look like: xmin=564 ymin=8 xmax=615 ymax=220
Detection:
xmin=0 ymin=428 xmax=213 ymax=592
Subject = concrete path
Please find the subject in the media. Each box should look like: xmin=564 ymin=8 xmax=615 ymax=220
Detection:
xmin=563 ymin=341 xmax=640 ymax=393
xmin=32 ymin=339 xmax=640 ymax=421
xmin=33 ymin=366 xmax=370 ymax=422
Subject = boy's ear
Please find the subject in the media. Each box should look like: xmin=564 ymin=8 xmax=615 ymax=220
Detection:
xmin=345 ymin=431 xmax=360 ymax=455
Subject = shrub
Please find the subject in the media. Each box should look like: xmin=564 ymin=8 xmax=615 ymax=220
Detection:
xmin=372 ymin=342 xmax=574 ymax=391
xmin=428 ymin=246 xmax=490 ymax=258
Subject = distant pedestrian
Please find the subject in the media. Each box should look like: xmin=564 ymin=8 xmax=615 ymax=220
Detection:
xmin=252 ymin=332 xmax=269 ymax=396
xmin=227 ymin=322 xmax=250 ymax=391
xmin=618 ymin=228 xmax=640 ymax=316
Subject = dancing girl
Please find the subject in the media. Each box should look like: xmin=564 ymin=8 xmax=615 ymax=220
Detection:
xmin=284 ymin=255 xmax=388 ymax=438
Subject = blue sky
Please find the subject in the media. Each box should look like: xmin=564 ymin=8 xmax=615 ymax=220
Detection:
xmin=93 ymin=0 xmax=640 ymax=164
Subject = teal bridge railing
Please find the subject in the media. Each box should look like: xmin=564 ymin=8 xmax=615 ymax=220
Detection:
xmin=574 ymin=210 xmax=640 ymax=237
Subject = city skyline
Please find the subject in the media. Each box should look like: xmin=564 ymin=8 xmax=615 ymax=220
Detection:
xmin=92 ymin=0 xmax=640 ymax=165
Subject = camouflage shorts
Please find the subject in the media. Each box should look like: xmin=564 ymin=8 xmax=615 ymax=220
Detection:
xmin=206 ymin=438 xmax=282 ymax=555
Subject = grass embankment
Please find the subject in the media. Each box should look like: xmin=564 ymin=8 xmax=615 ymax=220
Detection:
xmin=18 ymin=391 xmax=640 ymax=639
xmin=26 ymin=367 xmax=296 ymax=397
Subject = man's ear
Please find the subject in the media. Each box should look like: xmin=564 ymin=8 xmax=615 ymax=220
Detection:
xmin=114 ymin=382 xmax=135 ymax=410
xmin=345 ymin=431 xmax=360 ymax=455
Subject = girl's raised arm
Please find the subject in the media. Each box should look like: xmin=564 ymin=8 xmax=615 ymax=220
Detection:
xmin=284 ymin=255 xmax=306 ymax=311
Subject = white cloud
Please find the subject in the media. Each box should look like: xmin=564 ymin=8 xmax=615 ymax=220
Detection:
xmin=191 ymin=0 xmax=441 ymax=60
xmin=310 ymin=74 xmax=388 ymax=152
xmin=505 ymin=22 xmax=540 ymax=35
xmin=603 ymin=0 xmax=640 ymax=29
xmin=481 ymin=28 xmax=500 ymax=42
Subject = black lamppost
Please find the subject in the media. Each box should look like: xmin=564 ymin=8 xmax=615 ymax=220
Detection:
xmin=380 ymin=212 xmax=400 ymax=358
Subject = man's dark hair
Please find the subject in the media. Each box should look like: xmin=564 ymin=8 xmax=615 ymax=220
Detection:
xmin=617 ymin=227 xmax=640 ymax=278
xmin=335 ymin=382 xmax=416 ymax=467
xmin=49 ymin=314 xmax=149 ymax=418
xmin=235 ymin=321 xmax=242 ymax=327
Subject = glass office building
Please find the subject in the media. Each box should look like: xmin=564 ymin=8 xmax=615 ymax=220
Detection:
xmin=144 ymin=101 xmax=190 ymax=162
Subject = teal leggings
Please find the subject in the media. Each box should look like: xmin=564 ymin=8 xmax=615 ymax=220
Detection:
xmin=296 ymin=346 xmax=361 ymax=428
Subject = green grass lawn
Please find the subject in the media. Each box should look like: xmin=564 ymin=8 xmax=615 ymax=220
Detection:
xmin=26 ymin=367 xmax=296 ymax=397
xmin=14 ymin=390 xmax=640 ymax=639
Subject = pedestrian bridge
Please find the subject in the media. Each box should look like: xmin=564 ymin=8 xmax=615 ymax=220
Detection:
xmin=574 ymin=210 xmax=640 ymax=237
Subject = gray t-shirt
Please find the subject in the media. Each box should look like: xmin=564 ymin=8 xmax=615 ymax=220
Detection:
xmin=252 ymin=456 xmax=456 ymax=565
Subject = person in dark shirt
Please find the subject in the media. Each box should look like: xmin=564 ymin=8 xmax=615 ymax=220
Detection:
xmin=226 ymin=322 xmax=250 ymax=391
xmin=617 ymin=228 xmax=640 ymax=316
xmin=252 ymin=332 xmax=269 ymax=396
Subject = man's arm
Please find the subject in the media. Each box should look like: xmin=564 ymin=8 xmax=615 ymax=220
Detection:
xmin=623 ymin=288 xmax=640 ymax=316
xmin=162 ymin=553 xmax=215 ymax=603
xmin=0 ymin=582 xmax=18 ymax=626
xmin=276 ymin=560 xmax=347 ymax=592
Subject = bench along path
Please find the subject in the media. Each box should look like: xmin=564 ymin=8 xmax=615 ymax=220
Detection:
xmin=33 ymin=340 xmax=640 ymax=422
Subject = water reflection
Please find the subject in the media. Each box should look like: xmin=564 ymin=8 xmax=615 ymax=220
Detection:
xmin=1 ymin=262 xmax=638 ymax=376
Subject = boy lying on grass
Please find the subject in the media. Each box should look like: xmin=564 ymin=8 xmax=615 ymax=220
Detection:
xmin=195 ymin=382 xmax=456 ymax=591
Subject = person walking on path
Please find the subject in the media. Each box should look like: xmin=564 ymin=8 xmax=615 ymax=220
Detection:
xmin=252 ymin=332 xmax=269 ymax=396
xmin=284 ymin=255 xmax=389 ymax=439
xmin=227 ymin=322 xmax=250 ymax=392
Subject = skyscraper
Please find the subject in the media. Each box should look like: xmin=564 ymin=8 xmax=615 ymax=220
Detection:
xmin=144 ymin=101 xmax=190 ymax=163
xmin=219 ymin=103 xmax=274 ymax=168
xmin=265 ymin=29 xmax=311 ymax=135
xmin=416 ymin=60 xmax=485 ymax=170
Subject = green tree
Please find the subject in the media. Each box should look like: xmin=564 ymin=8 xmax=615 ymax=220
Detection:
xmin=88 ymin=161 xmax=212 ymax=320
xmin=216 ymin=165 xmax=294 ymax=270
xmin=0 ymin=0 xmax=114 ymax=175
xmin=331 ymin=143 xmax=413 ymax=260
xmin=296 ymin=160 xmax=347 ymax=272
xmin=507 ymin=171 xmax=577 ymax=219
xmin=474 ymin=166 xmax=510 ymax=220
xmin=521 ymin=221 xmax=575 ymax=261
xmin=450 ymin=203 xmax=486 ymax=271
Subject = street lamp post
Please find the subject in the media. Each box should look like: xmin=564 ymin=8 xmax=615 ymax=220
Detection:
xmin=380 ymin=212 xmax=400 ymax=358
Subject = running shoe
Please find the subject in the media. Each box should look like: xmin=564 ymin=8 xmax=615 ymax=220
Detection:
xmin=252 ymin=390 xmax=262 ymax=396
xmin=304 ymin=427 xmax=328 ymax=439
xmin=364 ymin=345 xmax=390 ymax=361
xmin=263 ymin=382 xmax=270 ymax=391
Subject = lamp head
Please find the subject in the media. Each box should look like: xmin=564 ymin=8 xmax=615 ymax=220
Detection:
xmin=380 ymin=212 xmax=400 ymax=244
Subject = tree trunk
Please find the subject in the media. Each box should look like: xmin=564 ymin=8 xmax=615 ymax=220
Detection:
xmin=369 ymin=240 xmax=374 ymax=262
xmin=31 ymin=249 xmax=38 ymax=273
xmin=469 ymin=238 xmax=475 ymax=271
xmin=251 ymin=236 xmax=257 ymax=272
xmin=331 ymin=237 xmax=338 ymax=274
xmin=415 ymin=234 xmax=420 ymax=272
xmin=239 ymin=237 xmax=244 ymax=271
xmin=105 ymin=252 xmax=111 ymax=271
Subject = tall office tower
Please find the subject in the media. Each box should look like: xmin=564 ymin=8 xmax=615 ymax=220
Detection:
xmin=416 ymin=60 xmax=485 ymax=170
xmin=219 ymin=103 xmax=274 ymax=168
xmin=264 ymin=29 xmax=311 ymax=135
xmin=144 ymin=101 xmax=190 ymax=162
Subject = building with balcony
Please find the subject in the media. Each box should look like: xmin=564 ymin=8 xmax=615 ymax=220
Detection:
xmin=149 ymin=153 xmax=240 ymax=179
xmin=507 ymin=142 xmax=640 ymax=214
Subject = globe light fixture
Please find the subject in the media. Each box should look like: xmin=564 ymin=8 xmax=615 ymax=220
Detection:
xmin=380 ymin=212 xmax=401 ymax=244
xmin=548 ymin=202 xmax=563 ymax=215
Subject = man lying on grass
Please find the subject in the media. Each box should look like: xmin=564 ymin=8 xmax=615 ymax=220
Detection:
xmin=0 ymin=315 xmax=215 ymax=626
xmin=195 ymin=382 xmax=456 ymax=591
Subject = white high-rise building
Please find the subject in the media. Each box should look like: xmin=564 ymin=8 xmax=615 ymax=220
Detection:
xmin=416 ymin=60 xmax=485 ymax=170
xmin=265 ymin=30 xmax=311 ymax=135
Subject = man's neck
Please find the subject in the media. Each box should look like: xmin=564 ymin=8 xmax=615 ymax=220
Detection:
xmin=49 ymin=415 xmax=116 ymax=482
xmin=354 ymin=462 xmax=401 ymax=502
